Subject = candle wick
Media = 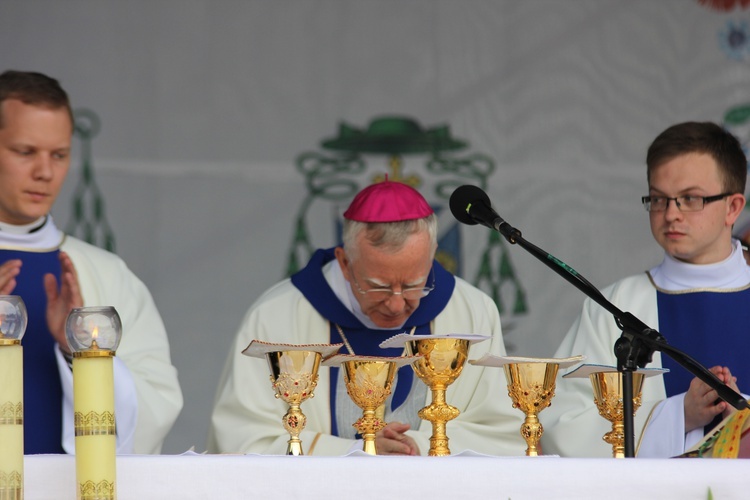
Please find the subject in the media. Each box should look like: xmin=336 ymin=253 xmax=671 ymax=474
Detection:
xmin=91 ymin=338 xmax=100 ymax=350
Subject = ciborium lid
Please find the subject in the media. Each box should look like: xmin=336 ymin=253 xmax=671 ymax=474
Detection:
xmin=469 ymin=354 xmax=586 ymax=368
xmin=379 ymin=332 xmax=490 ymax=349
xmin=562 ymin=363 xmax=668 ymax=379
xmin=241 ymin=340 xmax=343 ymax=359
xmin=321 ymin=353 xmax=421 ymax=368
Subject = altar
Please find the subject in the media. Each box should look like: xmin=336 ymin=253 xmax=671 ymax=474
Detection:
xmin=23 ymin=452 xmax=746 ymax=499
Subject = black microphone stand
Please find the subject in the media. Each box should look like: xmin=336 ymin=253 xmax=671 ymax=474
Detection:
xmin=489 ymin=218 xmax=749 ymax=457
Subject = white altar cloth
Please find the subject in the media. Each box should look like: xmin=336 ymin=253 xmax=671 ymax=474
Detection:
xmin=23 ymin=452 xmax=745 ymax=499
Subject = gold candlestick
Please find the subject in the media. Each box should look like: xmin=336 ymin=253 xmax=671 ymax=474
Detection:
xmin=589 ymin=371 xmax=645 ymax=459
xmin=66 ymin=307 xmax=122 ymax=500
xmin=405 ymin=337 xmax=471 ymax=456
xmin=323 ymin=354 xmax=420 ymax=455
xmin=242 ymin=341 xmax=342 ymax=456
xmin=0 ymin=296 xmax=27 ymax=500
xmin=469 ymin=354 xmax=584 ymax=456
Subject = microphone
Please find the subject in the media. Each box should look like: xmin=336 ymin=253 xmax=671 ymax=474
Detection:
xmin=449 ymin=185 xmax=521 ymax=242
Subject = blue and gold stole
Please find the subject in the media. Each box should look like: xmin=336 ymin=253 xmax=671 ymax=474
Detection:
xmin=0 ymin=247 xmax=64 ymax=453
xmin=657 ymin=288 xmax=750 ymax=397
xmin=657 ymin=287 xmax=750 ymax=434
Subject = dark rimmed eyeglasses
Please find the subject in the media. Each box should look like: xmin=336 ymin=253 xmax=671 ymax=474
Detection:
xmin=349 ymin=267 xmax=435 ymax=301
xmin=641 ymin=193 xmax=733 ymax=212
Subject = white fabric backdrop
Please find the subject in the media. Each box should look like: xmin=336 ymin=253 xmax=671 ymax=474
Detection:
xmin=2 ymin=0 xmax=750 ymax=453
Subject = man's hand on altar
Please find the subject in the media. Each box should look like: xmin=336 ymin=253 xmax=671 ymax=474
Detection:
xmin=44 ymin=251 xmax=83 ymax=353
xmin=0 ymin=259 xmax=22 ymax=295
xmin=684 ymin=365 xmax=739 ymax=432
xmin=375 ymin=421 xmax=420 ymax=456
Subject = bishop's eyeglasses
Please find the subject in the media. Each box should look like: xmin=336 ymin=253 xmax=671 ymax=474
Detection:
xmin=641 ymin=193 xmax=732 ymax=212
xmin=349 ymin=267 xmax=435 ymax=301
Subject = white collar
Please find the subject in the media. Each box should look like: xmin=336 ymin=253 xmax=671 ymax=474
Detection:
xmin=0 ymin=216 xmax=64 ymax=250
xmin=649 ymin=239 xmax=750 ymax=291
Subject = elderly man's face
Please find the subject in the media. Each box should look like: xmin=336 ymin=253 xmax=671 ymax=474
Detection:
xmin=336 ymin=230 xmax=434 ymax=328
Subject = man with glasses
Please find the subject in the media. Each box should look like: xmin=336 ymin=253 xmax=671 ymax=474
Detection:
xmin=543 ymin=121 xmax=749 ymax=457
xmin=209 ymin=180 xmax=524 ymax=456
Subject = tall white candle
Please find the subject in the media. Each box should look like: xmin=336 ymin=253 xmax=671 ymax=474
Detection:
xmin=67 ymin=307 xmax=121 ymax=500
xmin=0 ymin=342 xmax=23 ymax=500
xmin=73 ymin=347 xmax=116 ymax=500
xmin=0 ymin=296 xmax=27 ymax=500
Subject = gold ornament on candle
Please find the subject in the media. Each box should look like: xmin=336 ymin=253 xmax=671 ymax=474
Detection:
xmin=323 ymin=354 xmax=420 ymax=455
xmin=66 ymin=306 xmax=122 ymax=500
xmin=242 ymin=341 xmax=342 ymax=456
xmin=0 ymin=296 xmax=27 ymax=500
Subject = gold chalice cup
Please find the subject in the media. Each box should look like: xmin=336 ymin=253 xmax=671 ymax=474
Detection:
xmin=405 ymin=337 xmax=471 ymax=456
xmin=242 ymin=341 xmax=342 ymax=456
xmin=266 ymin=350 xmax=321 ymax=456
xmin=562 ymin=364 xmax=665 ymax=458
xmin=589 ymin=371 xmax=645 ymax=458
xmin=504 ymin=362 xmax=559 ymax=456
xmin=323 ymin=354 xmax=420 ymax=455
xmin=470 ymin=354 xmax=583 ymax=456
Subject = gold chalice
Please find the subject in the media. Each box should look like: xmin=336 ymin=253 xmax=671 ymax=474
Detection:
xmin=323 ymin=354 xmax=420 ymax=454
xmin=470 ymin=354 xmax=584 ymax=456
xmin=504 ymin=362 xmax=558 ymax=456
xmin=589 ymin=371 xmax=645 ymax=458
xmin=242 ymin=341 xmax=342 ymax=455
xmin=405 ymin=337 xmax=471 ymax=456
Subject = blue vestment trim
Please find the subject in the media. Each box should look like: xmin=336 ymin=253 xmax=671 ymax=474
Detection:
xmin=1 ymin=248 xmax=64 ymax=454
xmin=291 ymin=247 xmax=455 ymax=436
xmin=657 ymin=289 xmax=750 ymax=399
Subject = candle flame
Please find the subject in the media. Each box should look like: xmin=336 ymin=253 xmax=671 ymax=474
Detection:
xmin=92 ymin=326 xmax=99 ymax=339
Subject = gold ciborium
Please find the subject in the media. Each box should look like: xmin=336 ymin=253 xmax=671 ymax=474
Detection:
xmin=470 ymin=354 xmax=584 ymax=456
xmin=405 ymin=337 xmax=471 ymax=456
xmin=242 ymin=341 xmax=342 ymax=455
xmin=323 ymin=354 xmax=420 ymax=455
xmin=589 ymin=371 xmax=645 ymax=458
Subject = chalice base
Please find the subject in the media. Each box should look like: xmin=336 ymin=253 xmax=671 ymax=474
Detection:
xmin=287 ymin=439 xmax=304 ymax=456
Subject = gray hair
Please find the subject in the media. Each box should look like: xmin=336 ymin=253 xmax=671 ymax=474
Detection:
xmin=342 ymin=214 xmax=438 ymax=262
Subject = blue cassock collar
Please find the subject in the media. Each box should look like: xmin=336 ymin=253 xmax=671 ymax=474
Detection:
xmin=290 ymin=247 xmax=455 ymax=331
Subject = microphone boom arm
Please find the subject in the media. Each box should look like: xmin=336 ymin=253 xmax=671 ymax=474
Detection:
xmin=497 ymin=220 xmax=748 ymax=411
